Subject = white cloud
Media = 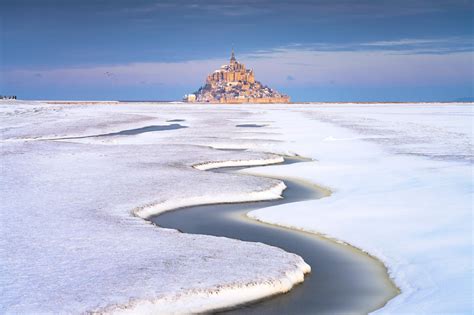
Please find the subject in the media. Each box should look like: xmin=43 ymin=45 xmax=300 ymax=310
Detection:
xmin=241 ymin=48 xmax=473 ymax=86
xmin=4 ymin=46 xmax=473 ymax=90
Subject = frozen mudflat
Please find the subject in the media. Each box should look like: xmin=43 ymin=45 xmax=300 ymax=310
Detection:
xmin=244 ymin=103 xmax=473 ymax=314
xmin=0 ymin=101 xmax=308 ymax=314
xmin=1 ymin=101 xmax=472 ymax=314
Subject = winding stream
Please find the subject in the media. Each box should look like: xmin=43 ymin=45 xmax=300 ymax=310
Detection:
xmin=151 ymin=157 xmax=398 ymax=314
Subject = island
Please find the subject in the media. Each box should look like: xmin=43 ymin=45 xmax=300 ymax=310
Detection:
xmin=184 ymin=49 xmax=290 ymax=103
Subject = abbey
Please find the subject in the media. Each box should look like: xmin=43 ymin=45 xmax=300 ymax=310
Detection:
xmin=185 ymin=50 xmax=290 ymax=103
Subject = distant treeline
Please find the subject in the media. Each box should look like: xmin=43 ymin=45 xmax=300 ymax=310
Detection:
xmin=1 ymin=95 xmax=17 ymax=100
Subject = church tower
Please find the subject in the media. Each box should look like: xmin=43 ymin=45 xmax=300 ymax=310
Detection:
xmin=230 ymin=48 xmax=236 ymax=65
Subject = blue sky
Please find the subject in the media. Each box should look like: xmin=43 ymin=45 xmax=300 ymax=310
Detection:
xmin=1 ymin=0 xmax=473 ymax=101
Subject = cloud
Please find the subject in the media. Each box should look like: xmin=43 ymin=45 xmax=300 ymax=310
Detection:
xmin=3 ymin=58 xmax=225 ymax=88
xmin=274 ymin=37 xmax=474 ymax=55
xmin=118 ymin=0 xmax=472 ymax=19
xmin=359 ymin=37 xmax=474 ymax=54
xmin=3 ymin=43 xmax=472 ymax=92
xmin=239 ymin=45 xmax=474 ymax=86
xmin=123 ymin=0 xmax=273 ymax=17
xmin=363 ymin=39 xmax=447 ymax=46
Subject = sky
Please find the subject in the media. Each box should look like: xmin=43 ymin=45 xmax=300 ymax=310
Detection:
xmin=1 ymin=0 xmax=473 ymax=102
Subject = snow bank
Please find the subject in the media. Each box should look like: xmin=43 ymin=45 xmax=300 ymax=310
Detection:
xmin=193 ymin=156 xmax=284 ymax=170
xmin=97 ymin=258 xmax=310 ymax=314
xmin=135 ymin=155 xmax=286 ymax=219
xmin=135 ymin=181 xmax=285 ymax=219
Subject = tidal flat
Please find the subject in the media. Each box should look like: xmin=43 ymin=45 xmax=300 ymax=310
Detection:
xmin=1 ymin=101 xmax=471 ymax=314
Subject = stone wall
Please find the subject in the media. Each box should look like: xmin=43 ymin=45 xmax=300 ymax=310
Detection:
xmin=197 ymin=96 xmax=290 ymax=104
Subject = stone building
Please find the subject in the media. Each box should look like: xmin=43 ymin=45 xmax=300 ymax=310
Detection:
xmin=184 ymin=94 xmax=196 ymax=102
xmin=185 ymin=49 xmax=290 ymax=104
xmin=0 ymin=95 xmax=17 ymax=100
xmin=207 ymin=50 xmax=255 ymax=85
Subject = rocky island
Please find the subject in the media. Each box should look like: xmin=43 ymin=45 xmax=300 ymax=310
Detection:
xmin=184 ymin=50 xmax=290 ymax=103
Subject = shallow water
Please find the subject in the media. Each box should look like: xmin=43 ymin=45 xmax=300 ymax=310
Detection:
xmin=96 ymin=124 xmax=186 ymax=136
xmin=152 ymin=159 xmax=398 ymax=314
xmin=236 ymin=123 xmax=267 ymax=128
xmin=52 ymin=124 xmax=186 ymax=140
xmin=166 ymin=119 xmax=186 ymax=122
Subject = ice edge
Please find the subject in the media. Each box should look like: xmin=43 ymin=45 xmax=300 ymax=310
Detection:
xmin=134 ymin=157 xmax=286 ymax=219
xmin=95 ymin=259 xmax=310 ymax=315
xmin=193 ymin=156 xmax=285 ymax=171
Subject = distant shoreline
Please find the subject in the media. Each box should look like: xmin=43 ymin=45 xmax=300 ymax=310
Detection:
xmin=2 ymin=100 xmax=473 ymax=105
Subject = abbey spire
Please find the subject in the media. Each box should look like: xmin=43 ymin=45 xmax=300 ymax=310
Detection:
xmin=230 ymin=48 xmax=236 ymax=64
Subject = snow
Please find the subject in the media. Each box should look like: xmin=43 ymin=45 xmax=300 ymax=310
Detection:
xmin=0 ymin=101 xmax=308 ymax=314
xmin=101 ymin=259 xmax=310 ymax=315
xmin=1 ymin=100 xmax=472 ymax=314
xmin=135 ymin=180 xmax=286 ymax=219
xmin=244 ymin=103 xmax=473 ymax=314
xmin=193 ymin=156 xmax=284 ymax=170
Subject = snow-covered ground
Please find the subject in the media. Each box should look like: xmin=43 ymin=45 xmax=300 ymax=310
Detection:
xmin=1 ymin=101 xmax=472 ymax=314
xmin=244 ymin=103 xmax=473 ymax=314
xmin=0 ymin=101 xmax=308 ymax=314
